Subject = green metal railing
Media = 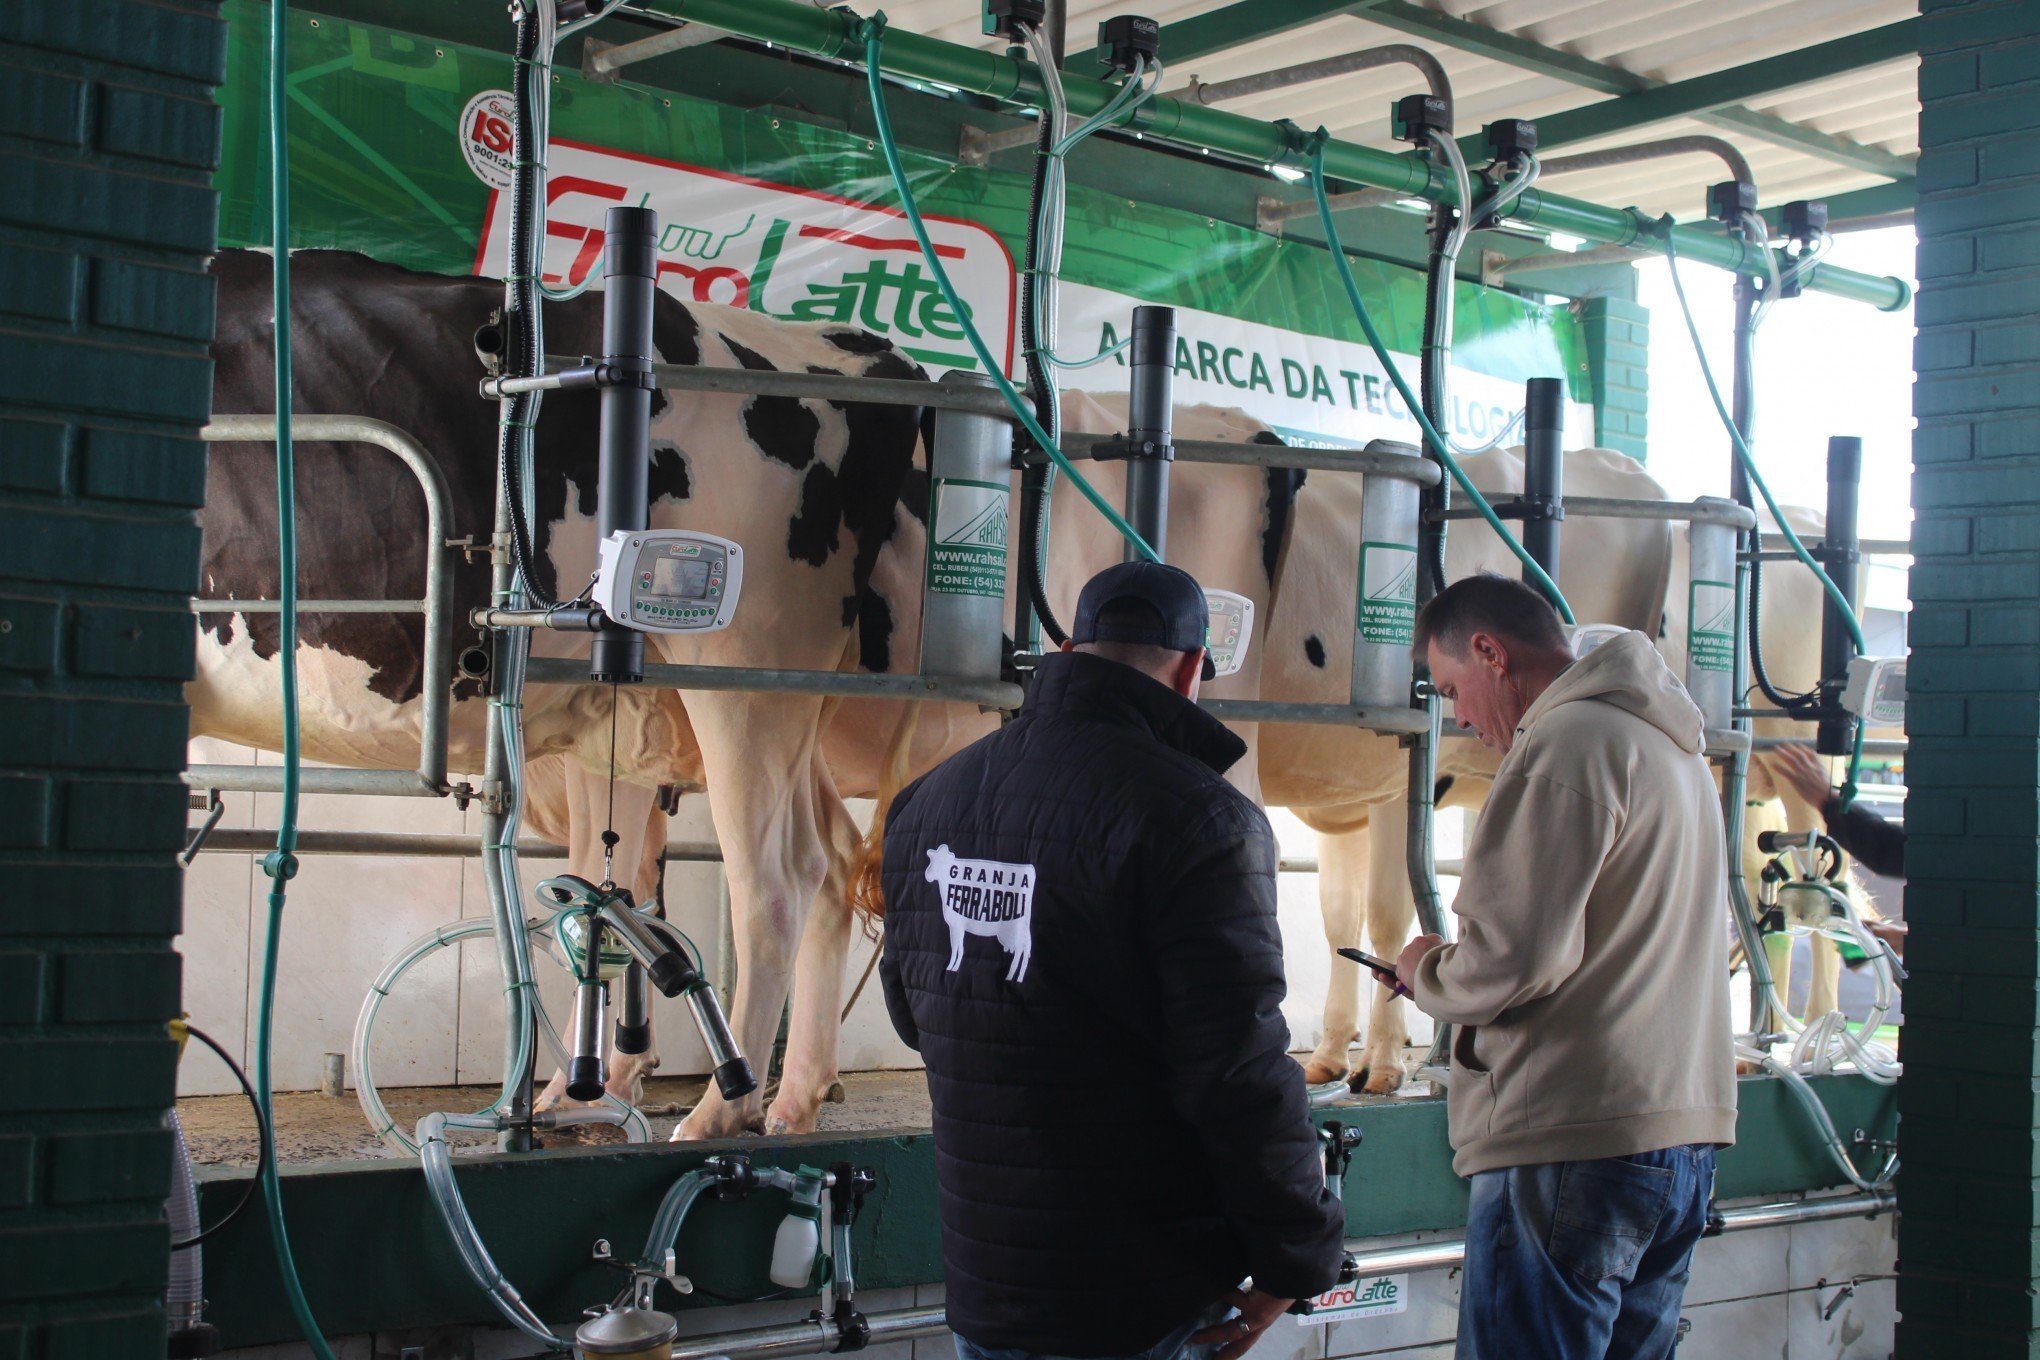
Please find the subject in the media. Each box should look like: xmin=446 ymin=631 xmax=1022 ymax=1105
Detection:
xmin=635 ymin=0 xmax=1912 ymax=313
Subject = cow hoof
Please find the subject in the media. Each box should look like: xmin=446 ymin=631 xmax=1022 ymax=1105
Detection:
xmin=1302 ymin=1059 xmax=1349 ymax=1085
xmin=1362 ymin=1067 xmax=1405 ymax=1095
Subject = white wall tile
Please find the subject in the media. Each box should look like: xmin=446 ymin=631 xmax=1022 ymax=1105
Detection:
xmin=1786 ymin=1212 xmax=1897 ymax=1293
xmin=1786 ymin=1276 xmax=1894 ymax=1360
xmin=1678 ymin=1292 xmax=1792 ymax=1360
xmin=1686 ymin=1217 xmax=1790 ymax=1307
xmin=249 ymin=755 xmax=470 ymax=1091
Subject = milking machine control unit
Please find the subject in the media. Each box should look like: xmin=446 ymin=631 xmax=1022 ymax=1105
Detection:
xmin=1203 ymin=589 xmax=1254 ymax=679
xmin=594 ymin=529 xmax=744 ymax=634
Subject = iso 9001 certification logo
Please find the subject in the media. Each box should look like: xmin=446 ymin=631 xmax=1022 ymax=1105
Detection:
xmin=458 ymin=89 xmax=517 ymax=190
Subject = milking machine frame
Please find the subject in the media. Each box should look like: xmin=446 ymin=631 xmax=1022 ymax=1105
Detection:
xmin=195 ymin=2 xmax=1915 ymax=1351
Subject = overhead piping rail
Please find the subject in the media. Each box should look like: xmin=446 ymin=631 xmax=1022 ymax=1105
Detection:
xmin=486 ymin=354 xmax=1031 ymax=419
xmin=1540 ymin=135 xmax=1755 ymax=190
xmin=634 ymin=0 xmax=1910 ymax=312
xmin=1170 ymin=43 xmax=1449 ymax=111
xmin=582 ymin=20 xmax=723 ymax=82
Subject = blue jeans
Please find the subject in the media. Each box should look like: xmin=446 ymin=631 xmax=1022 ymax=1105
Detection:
xmin=1460 ymin=1144 xmax=1715 ymax=1360
xmin=954 ymin=1306 xmax=1228 ymax=1360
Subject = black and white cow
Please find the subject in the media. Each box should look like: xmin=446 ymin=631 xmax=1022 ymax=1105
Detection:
xmin=197 ymin=250 xmax=925 ymax=1136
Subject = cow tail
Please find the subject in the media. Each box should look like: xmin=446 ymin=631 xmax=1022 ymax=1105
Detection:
xmin=848 ymin=705 xmax=921 ymax=923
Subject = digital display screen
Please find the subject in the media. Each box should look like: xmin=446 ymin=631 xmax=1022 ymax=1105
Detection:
xmin=651 ymin=555 xmax=711 ymax=599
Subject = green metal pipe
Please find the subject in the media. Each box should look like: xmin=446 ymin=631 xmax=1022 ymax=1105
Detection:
xmin=637 ymin=0 xmax=1911 ymax=312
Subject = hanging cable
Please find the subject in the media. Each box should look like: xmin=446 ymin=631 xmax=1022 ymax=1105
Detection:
xmin=1012 ymin=28 xmax=1162 ymax=647
xmin=1660 ymin=221 xmax=1869 ymax=805
xmin=859 ymin=15 xmax=1161 ymax=564
xmin=1306 ymin=135 xmax=1574 ymax=623
xmin=169 ymin=1023 xmax=268 ymax=1251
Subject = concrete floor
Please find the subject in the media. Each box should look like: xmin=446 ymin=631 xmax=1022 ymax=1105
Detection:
xmin=180 ymin=1068 xmax=945 ymax=1165
xmin=179 ymin=1060 xmax=1408 ymax=1165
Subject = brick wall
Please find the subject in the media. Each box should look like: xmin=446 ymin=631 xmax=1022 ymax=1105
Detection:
xmin=1898 ymin=2 xmax=2040 ymax=1356
xmin=0 ymin=2 xmax=225 ymax=1355
xmin=1578 ymin=295 xmax=1649 ymax=459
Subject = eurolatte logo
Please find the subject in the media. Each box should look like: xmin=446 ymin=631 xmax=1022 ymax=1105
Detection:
xmin=1297 ymin=1273 xmax=1409 ymax=1325
xmin=473 ymin=139 xmax=1015 ymax=374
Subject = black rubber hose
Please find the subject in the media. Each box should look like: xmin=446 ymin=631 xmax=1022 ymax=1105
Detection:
xmin=1746 ymin=523 xmax=1820 ymax=711
xmin=1016 ymin=87 xmax=1068 ymax=647
xmin=170 ymin=1024 xmax=270 ymax=1251
xmin=498 ymin=9 xmax=557 ymax=609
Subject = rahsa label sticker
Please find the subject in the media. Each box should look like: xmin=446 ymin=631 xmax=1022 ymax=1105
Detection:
xmin=1358 ymin=542 xmax=1418 ymax=646
xmin=1297 ymin=1273 xmax=1409 ymax=1325
xmin=1688 ymin=579 xmax=1735 ymax=674
xmin=929 ymin=478 xmax=1008 ymax=600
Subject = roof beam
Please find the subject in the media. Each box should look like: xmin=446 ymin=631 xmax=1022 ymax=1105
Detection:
xmin=1346 ymin=1 xmax=1916 ymax=182
xmin=1143 ymin=0 xmax=1388 ymax=68
xmin=1759 ymin=179 xmax=1916 ymax=232
xmin=1530 ymin=21 xmax=1919 ymax=152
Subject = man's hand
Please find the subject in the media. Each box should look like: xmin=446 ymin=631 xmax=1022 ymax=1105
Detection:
xmin=1396 ymin=933 xmax=1444 ymax=991
xmin=1189 ymin=1287 xmax=1293 ymax=1360
xmin=1769 ymin=743 xmax=1838 ymax=809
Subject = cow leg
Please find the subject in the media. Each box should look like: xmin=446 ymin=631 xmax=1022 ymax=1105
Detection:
xmin=534 ymin=768 xmax=664 ymax=1115
xmin=1355 ymin=799 xmax=1416 ymax=1095
xmin=764 ymin=769 xmax=863 ymax=1136
xmin=1305 ymin=822 xmax=1369 ymax=1084
xmin=675 ymin=693 xmax=832 ymax=1141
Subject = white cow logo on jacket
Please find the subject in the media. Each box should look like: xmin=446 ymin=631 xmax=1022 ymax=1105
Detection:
xmin=925 ymin=845 xmax=1035 ymax=982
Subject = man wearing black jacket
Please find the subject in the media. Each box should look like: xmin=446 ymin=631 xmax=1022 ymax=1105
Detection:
xmin=879 ymin=561 xmax=1346 ymax=1360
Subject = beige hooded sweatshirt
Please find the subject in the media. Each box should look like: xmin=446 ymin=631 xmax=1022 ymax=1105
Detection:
xmin=1409 ymin=629 xmax=1736 ymax=1176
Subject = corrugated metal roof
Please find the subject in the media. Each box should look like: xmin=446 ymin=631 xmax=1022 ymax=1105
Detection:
xmin=875 ymin=0 xmax=1918 ymax=223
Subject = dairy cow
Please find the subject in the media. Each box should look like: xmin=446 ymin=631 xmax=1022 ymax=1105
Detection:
xmin=197 ymin=250 xmax=924 ymax=1134
xmin=522 ymin=392 xmax=1298 ymax=1135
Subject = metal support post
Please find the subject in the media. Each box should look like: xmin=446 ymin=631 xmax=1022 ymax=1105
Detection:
xmin=1520 ymin=378 xmax=1565 ymax=586
xmin=1815 ymin=436 xmax=1863 ymax=756
xmin=1729 ymin=275 xmax=1758 ymax=509
xmin=1351 ymin=469 xmax=1422 ymax=710
xmin=1108 ymin=305 xmax=1177 ymax=560
xmin=592 ymin=205 xmax=659 ymax=685
xmin=1685 ymin=504 xmax=1739 ymax=734
xmin=922 ymin=371 xmax=1013 ymax=682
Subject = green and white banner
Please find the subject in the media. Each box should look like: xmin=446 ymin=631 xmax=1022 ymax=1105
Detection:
xmin=217 ymin=1 xmax=1594 ymax=449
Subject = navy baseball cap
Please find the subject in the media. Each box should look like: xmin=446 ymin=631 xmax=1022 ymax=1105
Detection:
xmin=1071 ymin=561 xmax=1217 ymax=680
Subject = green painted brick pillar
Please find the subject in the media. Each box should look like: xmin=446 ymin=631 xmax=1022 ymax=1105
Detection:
xmin=0 ymin=3 xmax=226 ymax=1355
xmin=1898 ymin=2 xmax=2040 ymax=1356
xmin=1577 ymin=296 xmax=1649 ymax=460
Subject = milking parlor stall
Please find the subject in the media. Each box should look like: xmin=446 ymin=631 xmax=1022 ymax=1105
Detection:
xmin=27 ymin=0 xmax=2033 ymax=1355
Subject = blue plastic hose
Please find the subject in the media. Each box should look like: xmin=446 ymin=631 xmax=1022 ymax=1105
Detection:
xmin=1307 ymin=140 xmax=1575 ymax=626
xmin=1660 ymin=227 xmax=1869 ymax=804
xmin=256 ymin=4 xmax=341 ymax=1355
xmin=860 ymin=17 xmax=1160 ymax=564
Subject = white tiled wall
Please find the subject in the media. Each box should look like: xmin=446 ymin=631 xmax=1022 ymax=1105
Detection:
xmin=179 ymin=739 xmax=1460 ymax=1091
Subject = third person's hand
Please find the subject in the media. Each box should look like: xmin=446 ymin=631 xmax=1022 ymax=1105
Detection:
xmin=1189 ymin=1287 xmax=1293 ymax=1360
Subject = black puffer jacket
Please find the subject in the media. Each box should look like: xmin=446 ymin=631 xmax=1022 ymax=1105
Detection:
xmin=879 ymin=651 xmax=1345 ymax=1355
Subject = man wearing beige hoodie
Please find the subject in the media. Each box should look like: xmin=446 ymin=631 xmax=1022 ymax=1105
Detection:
xmin=1390 ymin=574 xmax=1735 ymax=1360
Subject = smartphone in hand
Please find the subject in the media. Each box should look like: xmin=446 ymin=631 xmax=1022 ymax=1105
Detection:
xmin=1338 ymin=946 xmax=1412 ymax=998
